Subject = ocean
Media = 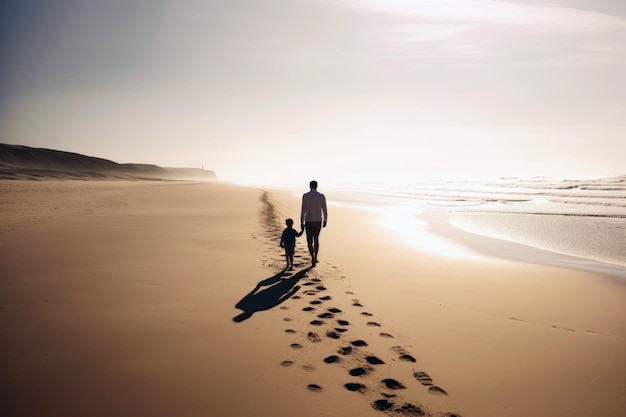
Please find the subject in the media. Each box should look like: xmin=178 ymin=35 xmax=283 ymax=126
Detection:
xmin=329 ymin=176 xmax=626 ymax=280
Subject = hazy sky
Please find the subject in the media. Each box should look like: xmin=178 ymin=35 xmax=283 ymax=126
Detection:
xmin=1 ymin=0 xmax=625 ymax=185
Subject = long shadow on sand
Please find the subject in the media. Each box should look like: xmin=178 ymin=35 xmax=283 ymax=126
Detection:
xmin=233 ymin=267 xmax=312 ymax=323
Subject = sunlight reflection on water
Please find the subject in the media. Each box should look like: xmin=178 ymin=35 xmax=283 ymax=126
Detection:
xmin=378 ymin=205 xmax=488 ymax=261
xmin=334 ymin=201 xmax=488 ymax=262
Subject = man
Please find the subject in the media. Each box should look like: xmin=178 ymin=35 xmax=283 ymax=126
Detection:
xmin=300 ymin=180 xmax=327 ymax=266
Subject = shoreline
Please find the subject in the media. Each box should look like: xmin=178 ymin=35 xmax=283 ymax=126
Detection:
xmin=325 ymin=190 xmax=626 ymax=281
xmin=425 ymin=209 xmax=626 ymax=281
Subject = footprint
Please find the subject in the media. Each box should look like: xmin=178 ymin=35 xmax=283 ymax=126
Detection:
xmin=324 ymin=355 xmax=341 ymax=364
xmin=338 ymin=346 xmax=353 ymax=355
xmin=310 ymin=320 xmax=325 ymax=326
xmin=367 ymin=322 xmax=381 ymax=327
xmin=307 ymin=332 xmax=321 ymax=342
xmin=379 ymin=332 xmax=394 ymax=338
xmin=584 ymin=329 xmax=609 ymax=336
xmin=290 ymin=343 xmax=303 ymax=349
xmin=292 ymin=296 xmax=301 ymax=300
xmin=307 ymin=384 xmax=322 ymax=392
xmin=346 ymin=291 xmax=354 ymax=295
xmin=302 ymin=364 xmax=316 ymax=372
xmin=350 ymin=340 xmax=368 ymax=347
xmin=303 ymin=282 xmax=315 ymax=286
xmin=328 ymin=307 xmax=342 ymax=313
xmin=337 ymin=320 xmax=350 ymax=326
xmin=283 ymin=318 xmax=292 ymax=322
xmin=428 ymin=386 xmax=448 ymax=396
xmin=280 ymin=360 xmax=294 ymax=367
xmin=303 ymin=307 xmax=316 ymax=312
xmin=326 ymin=331 xmax=341 ymax=339
xmin=335 ymin=328 xmax=349 ymax=333
xmin=553 ymin=326 xmax=576 ymax=332
xmin=319 ymin=295 xmax=332 ymax=301
xmin=349 ymin=367 xmax=367 ymax=377
xmin=280 ymin=306 xmax=289 ymax=310
xmin=310 ymin=300 xmax=322 ymax=305
xmin=318 ymin=312 xmax=334 ymax=319
xmin=361 ymin=312 xmax=373 ymax=317
xmin=344 ymin=383 xmax=367 ymax=392
xmin=397 ymin=403 xmax=425 ymax=414
xmin=365 ymin=356 xmax=384 ymax=365
xmin=381 ymin=379 xmax=405 ymax=389
xmin=413 ymin=371 xmax=433 ymax=386
xmin=372 ymin=399 xmax=394 ymax=411
xmin=316 ymin=286 xmax=327 ymax=291
xmin=392 ymin=346 xmax=416 ymax=362
xmin=285 ymin=329 xmax=296 ymax=334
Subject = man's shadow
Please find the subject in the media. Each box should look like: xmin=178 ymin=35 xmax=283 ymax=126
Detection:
xmin=233 ymin=267 xmax=312 ymax=323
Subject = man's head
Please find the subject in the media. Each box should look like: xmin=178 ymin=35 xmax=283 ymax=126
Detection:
xmin=309 ymin=180 xmax=318 ymax=190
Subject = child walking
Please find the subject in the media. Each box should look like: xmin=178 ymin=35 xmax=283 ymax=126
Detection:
xmin=280 ymin=218 xmax=304 ymax=270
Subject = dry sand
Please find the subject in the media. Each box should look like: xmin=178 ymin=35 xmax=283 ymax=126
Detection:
xmin=1 ymin=180 xmax=624 ymax=417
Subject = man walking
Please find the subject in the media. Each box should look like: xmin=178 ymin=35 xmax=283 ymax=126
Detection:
xmin=301 ymin=180 xmax=327 ymax=266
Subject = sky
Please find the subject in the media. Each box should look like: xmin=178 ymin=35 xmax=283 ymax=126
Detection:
xmin=1 ymin=0 xmax=625 ymax=186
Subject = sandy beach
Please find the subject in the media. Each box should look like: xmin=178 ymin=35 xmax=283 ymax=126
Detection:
xmin=1 ymin=180 xmax=624 ymax=417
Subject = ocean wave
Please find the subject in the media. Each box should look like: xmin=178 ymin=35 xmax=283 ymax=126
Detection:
xmin=342 ymin=176 xmax=626 ymax=217
xmin=458 ymin=210 xmax=626 ymax=219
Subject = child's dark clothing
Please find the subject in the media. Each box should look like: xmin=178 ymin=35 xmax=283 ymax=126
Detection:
xmin=280 ymin=228 xmax=303 ymax=255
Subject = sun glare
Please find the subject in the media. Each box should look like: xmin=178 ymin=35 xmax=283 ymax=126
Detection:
xmin=344 ymin=203 xmax=490 ymax=262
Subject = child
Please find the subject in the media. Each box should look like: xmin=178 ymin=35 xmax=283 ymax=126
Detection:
xmin=280 ymin=218 xmax=304 ymax=270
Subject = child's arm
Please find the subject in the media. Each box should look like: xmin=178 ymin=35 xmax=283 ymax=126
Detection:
xmin=279 ymin=230 xmax=286 ymax=247
xmin=296 ymin=229 xmax=304 ymax=237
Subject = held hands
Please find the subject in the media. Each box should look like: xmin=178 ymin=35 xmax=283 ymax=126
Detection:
xmin=323 ymin=220 xmax=327 ymax=228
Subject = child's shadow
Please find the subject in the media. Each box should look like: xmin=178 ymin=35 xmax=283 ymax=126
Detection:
xmin=233 ymin=267 xmax=312 ymax=323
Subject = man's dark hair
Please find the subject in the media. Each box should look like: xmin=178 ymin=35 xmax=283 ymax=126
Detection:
xmin=309 ymin=180 xmax=318 ymax=189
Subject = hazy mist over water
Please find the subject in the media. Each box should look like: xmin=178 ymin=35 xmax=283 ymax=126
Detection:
xmin=329 ymin=175 xmax=626 ymax=279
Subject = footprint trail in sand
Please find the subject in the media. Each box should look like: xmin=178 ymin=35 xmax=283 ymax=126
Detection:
xmin=255 ymin=191 xmax=462 ymax=417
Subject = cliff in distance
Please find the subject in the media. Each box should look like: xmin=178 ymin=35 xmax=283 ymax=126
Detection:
xmin=0 ymin=144 xmax=217 ymax=181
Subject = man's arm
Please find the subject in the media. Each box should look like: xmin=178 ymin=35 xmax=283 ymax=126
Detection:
xmin=300 ymin=195 xmax=306 ymax=227
xmin=322 ymin=195 xmax=328 ymax=227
